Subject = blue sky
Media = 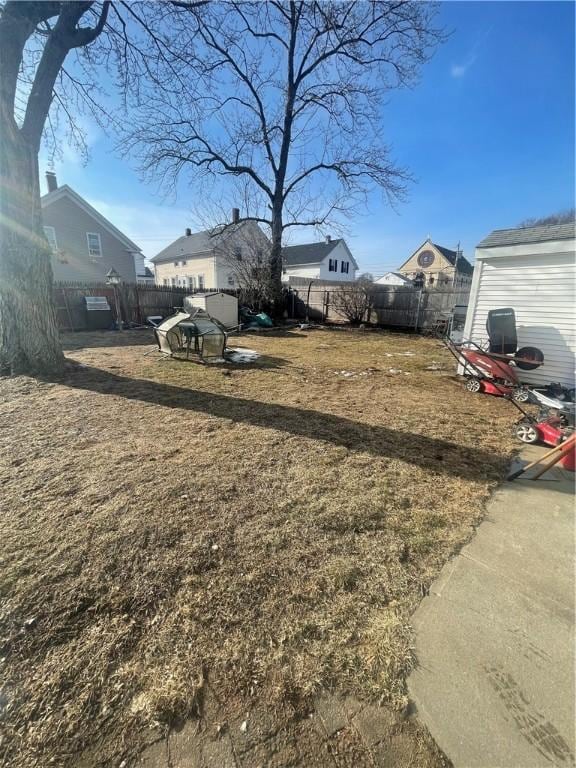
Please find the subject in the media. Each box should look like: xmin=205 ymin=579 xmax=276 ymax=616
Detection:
xmin=41 ymin=1 xmax=575 ymax=275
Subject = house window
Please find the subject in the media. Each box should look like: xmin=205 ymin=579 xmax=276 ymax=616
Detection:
xmin=198 ymin=274 xmax=205 ymax=290
xmin=86 ymin=232 xmax=102 ymax=258
xmin=163 ymin=278 xmax=168 ymax=286
xmin=329 ymin=258 xmax=338 ymax=272
xmin=227 ymin=273 xmax=235 ymax=287
xmin=43 ymin=226 xmax=57 ymax=252
xmin=188 ymin=276 xmax=196 ymax=289
xmin=174 ymin=261 xmax=179 ymax=267
xmin=233 ymin=247 xmax=242 ymax=262
xmin=171 ymin=277 xmax=177 ymax=286
xmin=181 ymin=260 xmax=187 ymax=266
xmin=341 ymin=261 xmax=349 ymax=274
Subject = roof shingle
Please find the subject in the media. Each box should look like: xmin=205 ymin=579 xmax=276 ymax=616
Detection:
xmin=282 ymin=239 xmax=341 ymax=266
xmin=432 ymin=243 xmax=474 ymax=275
xmin=478 ymin=222 xmax=576 ymax=248
xmin=151 ymin=222 xmax=246 ymax=263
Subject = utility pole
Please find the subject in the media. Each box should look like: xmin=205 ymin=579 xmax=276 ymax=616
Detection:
xmin=452 ymin=241 xmax=461 ymax=288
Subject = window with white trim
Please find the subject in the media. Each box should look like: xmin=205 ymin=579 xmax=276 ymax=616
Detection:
xmin=227 ymin=273 xmax=235 ymax=286
xmin=341 ymin=261 xmax=349 ymax=274
xmin=197 ymin=274 xmax=205 ymax=290
xmin=163 ymin=278 xmax=168 ymax=286
xmin=188 ymin=276 xmax=196 ymax=289
xmin=43 ymin=226 xmax=57 ymax=252
xmin=86 ymin=232 xmax=102 ymax=258
xmin=328 ymin=258 xmax=338 ymax=272
xmin=171 ymin=277 xmax=177 ymax=286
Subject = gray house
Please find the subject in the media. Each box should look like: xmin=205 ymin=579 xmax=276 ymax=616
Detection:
xmin=41 ymin=172 xmax=140 ymax=283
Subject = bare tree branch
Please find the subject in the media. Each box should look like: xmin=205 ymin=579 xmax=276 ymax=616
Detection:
xmin=126 ymin=1 xmax=444 ymax=311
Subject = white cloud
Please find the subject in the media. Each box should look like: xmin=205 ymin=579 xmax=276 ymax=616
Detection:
xmin=450 ymin=63 xmax=469 ymax=79
xmin=450 ymin=27 xmax=492 ymax=80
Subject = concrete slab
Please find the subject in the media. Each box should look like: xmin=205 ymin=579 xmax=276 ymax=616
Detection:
xmin=409 ymin=448 xmax=575 ymax=768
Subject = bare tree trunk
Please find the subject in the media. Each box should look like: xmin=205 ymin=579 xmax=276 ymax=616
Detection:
xmin=0 ymin=0 xmax=111 ymax=376
xmin=268 ymin=200 xmax=284 ymax=317
xmin=0 ymin=121 xmax=64 ymax=375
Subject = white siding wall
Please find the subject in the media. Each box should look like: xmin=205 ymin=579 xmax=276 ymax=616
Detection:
xmin=155 ymin=253 xmax=216 ymax=288
xmin=463 ymin=243 xmax=575 ymax=387
xmin=318 ymin=242 xmax=357 ymax=281
xmin=282 ymin=264 xmax=321 ymax=281
xmin=282 ymin=242 xmax=357 ymax=282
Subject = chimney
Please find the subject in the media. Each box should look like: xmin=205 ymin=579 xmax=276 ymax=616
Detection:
xmin=185 ymin=227 xmax=192 ymax=236
xmin=232 ymin=207 xmax=240 ymax=224
xmin=325 ymin=235 xmax=332 ymax=243
xmin=45 ymin=171 xmax=58 ymax=193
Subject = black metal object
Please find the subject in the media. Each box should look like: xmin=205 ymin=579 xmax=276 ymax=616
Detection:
xmin=486 ymin=307 xmax=517 ymax=354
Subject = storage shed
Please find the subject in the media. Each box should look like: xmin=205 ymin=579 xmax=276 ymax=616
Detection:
xmin=463 ymin=222 xmax=575 ymax=388
xmin=183 ymin=292 xmax=238 ymax=329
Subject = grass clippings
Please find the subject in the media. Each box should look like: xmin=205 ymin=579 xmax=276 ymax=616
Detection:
xmin=0 ymin=328 xmax=517 ymax=766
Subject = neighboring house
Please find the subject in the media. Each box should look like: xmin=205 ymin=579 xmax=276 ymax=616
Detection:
xmin=281 ymin=237 xmax=358 ymax=282
xmin=463 ymin=222 xmax=575 ymax=388
xmin=397 ymin=238 xmax=473 ymax=287
xmin=134 ymin=252 xmax=155 ymax=284
xmin=374 ymin=271 xmax=413 ymax=286
xmin=151 ymin=212 xmax=270 ymax=290
xmin=41 ymin=172 xmax=139 ymax=283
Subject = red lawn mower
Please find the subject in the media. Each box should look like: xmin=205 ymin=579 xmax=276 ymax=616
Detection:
xmin=514 ymin=384 xmax=575 ymax=449
xmin=443 ymin=308 xmax=544 ymax=403
xmin=440 ymin=308 xmax=574 ymax=459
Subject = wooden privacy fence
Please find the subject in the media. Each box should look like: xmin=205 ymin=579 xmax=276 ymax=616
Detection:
xmin=53 ymin=282 xmax=242 ymax=331
xmin=53 ymin=279 xmax=470 ymax=332
xmin=287 ymin=277 xmax=470 ymax=330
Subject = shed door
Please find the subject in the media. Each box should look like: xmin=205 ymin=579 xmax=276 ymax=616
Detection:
xmin=468 ymin=252 xmax=575 ymax=387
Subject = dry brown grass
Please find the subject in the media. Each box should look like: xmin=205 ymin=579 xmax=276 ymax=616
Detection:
xmin=0 ymin=328 xmax=518 ymax=766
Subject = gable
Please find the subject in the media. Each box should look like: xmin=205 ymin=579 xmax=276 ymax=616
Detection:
xmin=41 ymin=185 xmax=141 ymax=253
xmin=398 ymin=240 xmax=452 ymax=272
xmin=398 ymin=239 xmax=473 ymax=275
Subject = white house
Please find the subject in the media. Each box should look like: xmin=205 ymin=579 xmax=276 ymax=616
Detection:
xmin=463 ymin=222 xmax=575 ymax=388
xmin=375 ymin=271 xmax=413 ymax=286
xmin=134 ymin=253 xmax=155 ymax=284
xmin=282 ymin=237 xmax=358 ymax=282
xmin=151 ymin=213 xmax=270 ymax=290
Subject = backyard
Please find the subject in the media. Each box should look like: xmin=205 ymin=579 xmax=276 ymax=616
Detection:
xmin=0 ymin=328 xmax=518 ymax=767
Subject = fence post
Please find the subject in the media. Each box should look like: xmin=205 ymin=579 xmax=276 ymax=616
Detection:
xmin=414 ymin=289 xmax=423 ymax=331
xmin=305 ymin=281 xmax=313 ymax=322
xmin=61 ymin=286 xmax=74 ymax=331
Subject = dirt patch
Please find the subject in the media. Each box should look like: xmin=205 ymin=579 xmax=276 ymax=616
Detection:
xmin=0 ymin=329 xmax=517 ymax=766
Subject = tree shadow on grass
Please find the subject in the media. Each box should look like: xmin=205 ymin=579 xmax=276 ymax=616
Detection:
xmin=53 ymin=363 xmax=508 ymax=481
xmin=60 ymin=329 xmax=156 ymax=351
